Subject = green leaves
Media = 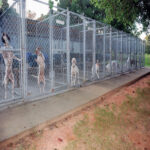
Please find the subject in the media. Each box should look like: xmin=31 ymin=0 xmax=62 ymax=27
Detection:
xmin=49 ymin=0 xmax=54 ymax=9
xmin=0 ymin=0 xmax=2 ymax=9
xmin=58 ymin=0 xmax=104 ymax=21
xmin=58 ymin=0 xmax=149 ymax=34
xmin=0 ymin=0 xmax=9 ymax=16
xmin=91 ymin=0 xmax=150 ymax=34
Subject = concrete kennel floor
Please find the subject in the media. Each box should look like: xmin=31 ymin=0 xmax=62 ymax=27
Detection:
xmin=0 ymin=67 xmax=150 ymax=142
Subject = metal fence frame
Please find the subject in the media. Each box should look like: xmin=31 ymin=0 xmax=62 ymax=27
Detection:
xmin=0 ymin=0 xmax=146 ymax=107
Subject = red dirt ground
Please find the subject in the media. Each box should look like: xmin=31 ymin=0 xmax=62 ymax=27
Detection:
xmin=1 ymin=75 xmax=150 ymax=150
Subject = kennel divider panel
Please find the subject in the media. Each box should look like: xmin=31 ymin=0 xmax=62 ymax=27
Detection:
xmin=105 ymin=26 xmax=112 ymax=77
xmin=69 ymin=12 xmax=85 ymax=85
xmin=0 ymin=1 xmax=22 ymax=103
xmin=85 ymin=20 xmax=95 ymax=81
xmin=50 ymin=11 xmax=68 ymax=92
xmin=25 ymin=0 xmax=50 ymax=99
xmin=95 ymin=22 xmax=105 ymax=79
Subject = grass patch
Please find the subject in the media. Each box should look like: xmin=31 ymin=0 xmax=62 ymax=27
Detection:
xmin=145 ymin=54 xmax=150 ymax=67
xmin=65 ymin=80 xmax=150 ymax=150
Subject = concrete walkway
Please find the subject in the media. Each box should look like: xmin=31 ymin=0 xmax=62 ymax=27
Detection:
xmin=0 ymin=68 xmax=150 ymax=142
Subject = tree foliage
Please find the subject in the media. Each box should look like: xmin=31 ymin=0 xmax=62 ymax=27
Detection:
xmin=0 ymin=0 xmax=9 ymax=16
xmin=58 ymin=0 xmax=105 ymax=21
xmin=58 ymin=0 xmax=150 ymax=35
xmin=91 ymin=0 xmax=150 ymax=34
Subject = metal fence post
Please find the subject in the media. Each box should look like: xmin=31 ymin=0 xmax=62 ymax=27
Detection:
xmin=83 ymin=17 xmax=86 ymax=81
xmin=135 ymin=38 xmax=137 ymax=69
xmin=126 ymin=34 xmax=128 ymax=72
xmin=49 ymin=10 xmax=54 ymax=91
xmin=93 ymin=21 xmax=96 ymax=71
xmin=139 ymin=39 xmax=140 ymax=69
xmin=142 ymin=41 xmax=144 ymax=68
xmin=103 ymin=26 xmax=106 ymax=77
xmin=129 ymin=35 xmax=131 ymax=71
xmin=141 ymin=40 xmax=143 ymax=68
xmin=116 ymin=31 xmax=119 ymax=73
xmin=110 ymin=26 xmax=112 ymax=75
xmin=140 ymin=39 xmax=142 ymax=68
xmin=138 ymin=39 xmax=140 ymax=69
xmin=121 ymin=31 xmax=123 ymax=73
xmin=67 ymin=9 xmax=70 ymax=86
xmin=144 ymin=41 xmax=145 ymax=67
xmin=20 ymin=0 xmax=27 ymax=99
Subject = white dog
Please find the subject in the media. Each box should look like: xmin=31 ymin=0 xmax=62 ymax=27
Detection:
xmin=125 ymin=56 xmax=130 ymax=70
xmin=35 ymin=47 xmax=45 ymax=93
xmin=91 ymin=60 xmax=100 ymax=79
xmin=106 ymin=60 xmax=119 ymax=74
xmin=71 ymin=58 xmax=80 ymax=86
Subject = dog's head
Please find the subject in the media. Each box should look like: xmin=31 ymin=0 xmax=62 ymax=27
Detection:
xmin=72 ymin=58 xmax=77 ymax=64
xmin=35 ymin=47 xmax=41 ymax=55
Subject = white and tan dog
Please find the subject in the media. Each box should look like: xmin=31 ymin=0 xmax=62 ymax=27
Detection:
xmin=92 ymin=60 xmax=100 ymax=79
xmin=1 ymin=33 xmax=21 ymax=99
xmin=71 ymin=58 xmax=80 ymax=86
xmin=35 ymin=47 xmax=45 ymax=93
xmin=106 ymin=60 xmax=119 ymax=74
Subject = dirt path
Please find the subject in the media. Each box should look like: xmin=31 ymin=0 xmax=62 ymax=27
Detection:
xmin=1 ymin=75 xmax=150 ymax=150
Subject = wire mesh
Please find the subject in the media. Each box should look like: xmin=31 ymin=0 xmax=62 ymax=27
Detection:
xmin=85 ymin=20 xmax=94 ymax=80
xmin=0 ymin=0 xmax=146 ymax=106
xmin=51 ymin=10 xmax=68 ymax=92
xmin=95 ymin=22 xmax=105 ymax=79
xmin=69 ymin=12 xmax=84 ymax=86
xmin=0 ymin=1 xmax=22 ymax=103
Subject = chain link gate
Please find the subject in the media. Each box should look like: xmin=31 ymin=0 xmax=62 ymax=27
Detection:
xmin=95 ymin=22 xmax=105 ymax=79
xmin=0 ymin=1 xmax=22 ymax=104
xmin=25 ymin=0 xmax=50 ymax=99
xmin=85 ymin=20 xmax=94 ymax=81
xmin=50 ymin=9 xmax=68 ymax=93
xmin=105 ymin=26 xmax=111 ymax=77
xmin=122 ymin=33 xmax=128 ymax=72
xmin=111 ymin=27 xmax=118 ymax=75
xmin=69 ymin=12 xmax=84 ymax=85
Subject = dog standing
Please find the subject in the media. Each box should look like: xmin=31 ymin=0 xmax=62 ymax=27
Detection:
xmin=1 ymin=33 xmax=21 ymax=99
xmin=71 ymin=58 xmax=80 ymax=86
xmin=124 ymin=56 xmax=130 ymax=70
xmin=35 ymin=48 xmax=45 ymax=93
xmin=106 ymin=60 xmax=119 ymax=74
xmin=91 ymin=60 xmax=100 ymax=79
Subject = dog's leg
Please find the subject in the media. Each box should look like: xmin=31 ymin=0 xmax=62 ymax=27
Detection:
xmin=91 ymin=66 xmax=94 ymax=79
xmin=4 ymin=71 xmax=9 ymax=99
xmin=74 ymin=73 xmax=76 ymax=86
xmin=96 ymin=69 xmax=99 ymax=79
xmin=4 ymin=79 xmax=8 ymax=99
xmin=42 ymin=76 xmax=45 ymax=93
xmin=77 ymin=71 xmax=80 ymax=85
xmin=9 ymin=73 xmax=15 ymax=98
xmin=4 ymin=84 xmax=7 ymax=99
xmin=38 ymin=75 xmax=42 ymax=93
xmin=11 ymin=78 xmax=15 ymax=99
xmin=71 ymin=72 xmax=73 ymax=86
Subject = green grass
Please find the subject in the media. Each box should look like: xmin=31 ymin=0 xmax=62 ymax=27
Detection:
xmin=145 ymin=54 xmax=150 ymax=66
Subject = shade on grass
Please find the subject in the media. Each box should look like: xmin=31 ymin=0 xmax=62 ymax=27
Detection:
xmin=145 ymin=54 xmax=150 ymax=67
